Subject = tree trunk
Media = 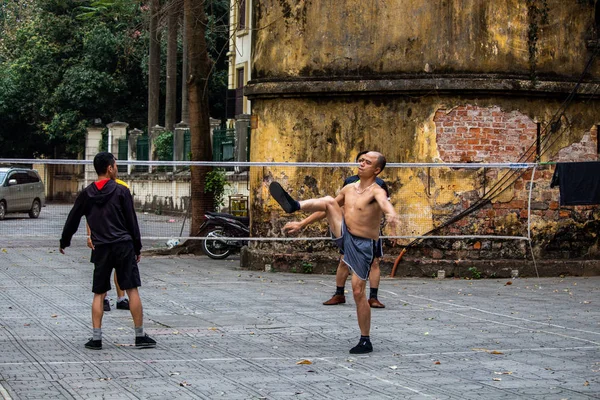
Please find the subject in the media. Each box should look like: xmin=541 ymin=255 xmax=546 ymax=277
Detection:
xmin=147 ymin=0 xmax=161 ymax=131
xmin=184 ymin=0 xmax=214 ymax=235
xmin=181 ymin=11 xmax=189 ymax=124
xmin=165 ymin=2 xmax=179 ymax=132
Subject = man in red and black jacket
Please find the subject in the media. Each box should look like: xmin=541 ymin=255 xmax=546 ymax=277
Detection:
xmin=60 ymin=152 xmax=156 ymax=351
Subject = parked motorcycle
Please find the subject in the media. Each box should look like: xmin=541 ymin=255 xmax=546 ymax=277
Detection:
xmin=198 ymin=211 xmax=250 ymax=259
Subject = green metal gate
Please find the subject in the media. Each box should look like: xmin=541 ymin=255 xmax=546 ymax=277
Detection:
xmin=136 ymin=136 xmax=149 ymax=172
xmin=212 ymin=128 xmax=236 ymax=169
xmin=118 ymin=139 xmax=128 ymax=173
xmin=183 ymin=130 xmax=191 ymax=161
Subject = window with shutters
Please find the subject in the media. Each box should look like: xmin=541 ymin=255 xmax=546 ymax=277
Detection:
xmin=238 ymin=0 xmax=247 ymax=31
xmin=235 ymin=67 xmax=245 ymax=116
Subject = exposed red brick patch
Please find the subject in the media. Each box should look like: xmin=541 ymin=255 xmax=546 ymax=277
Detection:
xmin=434 ymin=106 xmax=537 ymax=163
xmin=554 ymin=128 xmax=598 ymax=162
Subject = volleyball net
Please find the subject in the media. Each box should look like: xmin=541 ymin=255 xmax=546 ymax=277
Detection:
xmin=0 ymin=159 xmax=540 ymax=251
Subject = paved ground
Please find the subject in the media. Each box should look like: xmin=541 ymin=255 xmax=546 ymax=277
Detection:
xmin=0 ymin=242 xmax=598 ymax=400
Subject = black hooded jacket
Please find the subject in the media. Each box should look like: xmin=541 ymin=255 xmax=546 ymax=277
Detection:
xmin=60 ymin=179 xmax=142 ymax=254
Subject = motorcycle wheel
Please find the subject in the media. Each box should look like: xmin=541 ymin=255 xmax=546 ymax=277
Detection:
xmin=201 ymin=228 xmax=232 ymax=259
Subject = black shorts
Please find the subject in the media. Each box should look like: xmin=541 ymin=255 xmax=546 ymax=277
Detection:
xmin=91 ymin=241 xmax=141 ymax=294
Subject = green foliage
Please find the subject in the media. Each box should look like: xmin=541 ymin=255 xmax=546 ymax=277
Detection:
xmin=468 ymin=267 xmax=482 ymax=280
xmin=301 ymin=261 xmax=314 ymax=274
xmin=0 ymin=0 xmax=146 ymax=157
xmin=154 ymin=130 xmax=173 ymax=161
xmin=0 ymin=0 xmax=229 ymax=157
xmin=205 ymin=168 xmax=229 ymax=210
xmin=75 ymin=0 xmax=137 ymax=23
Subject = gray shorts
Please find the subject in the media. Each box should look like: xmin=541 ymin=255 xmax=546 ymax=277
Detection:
xmin=333 ymin=220 xmax=378 ymax=281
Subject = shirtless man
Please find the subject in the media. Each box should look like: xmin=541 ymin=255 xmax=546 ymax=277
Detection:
xmin=270 ymin=151 xmax=398 ymax=354
xmin=284 ymin=150 xmax=389 ymax=308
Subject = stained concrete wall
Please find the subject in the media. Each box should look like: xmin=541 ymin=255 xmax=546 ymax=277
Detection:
xmin=244 ymin=0 xmax=600 ymax=275
xmin=253 ymin=0 xmax=598 ymax=78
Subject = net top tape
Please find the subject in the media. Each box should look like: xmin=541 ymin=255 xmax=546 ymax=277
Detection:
xmin=0 ymin=159 xmax=537 ymax=169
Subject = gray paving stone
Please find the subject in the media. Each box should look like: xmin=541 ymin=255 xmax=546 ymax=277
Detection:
xmin=0 ymin=245 xmax=599 ymax=399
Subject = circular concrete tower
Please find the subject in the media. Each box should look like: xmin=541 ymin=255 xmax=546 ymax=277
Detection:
xmin=243 ymin=1 xmax=600 ymax=274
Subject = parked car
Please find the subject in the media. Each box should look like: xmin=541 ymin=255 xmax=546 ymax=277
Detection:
xmin=0 ymin=167 xmax=45 ymax=220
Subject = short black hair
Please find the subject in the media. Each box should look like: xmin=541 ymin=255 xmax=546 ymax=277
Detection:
xmin=355 ymin=150 xmax=371 ymax=162
xmin=375 ymin=154 xmax=386 ymax=173
xmin=93 ymin=152 xmax=115 ymax=175
xmin=357 ymin=150 xmax=386 ymax=173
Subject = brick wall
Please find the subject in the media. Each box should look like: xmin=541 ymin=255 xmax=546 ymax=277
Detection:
xmin=434 ymin=105 xmax=538 ymax=163
xmin=555 ymin=129 xmax=598 ymax=162
xmin=428 ymin=105 xmax=600 ymax=262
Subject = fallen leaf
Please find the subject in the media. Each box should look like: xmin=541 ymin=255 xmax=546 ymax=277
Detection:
xmin=51 ymin=314 xmax=58 ymax=318
xmin=490 ymin=351 xmax=504 ymax=355
xmin=208 ymin=327 xmax=218 ymax=331
xmin=1 ymin=249 xmax=6 ymax=253
xmin=434 ymin=361 xmax=441 ymax=365
xmin=296 ymin=359 xmax=312 ymax=365
xmin=584 ymin=381 xmax=590 ymax=386
xmin=505 ymin=281 xmax=512 ymax=286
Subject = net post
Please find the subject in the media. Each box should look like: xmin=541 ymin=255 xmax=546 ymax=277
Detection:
xmin=527 ymin=165 xmax=537 ymax=241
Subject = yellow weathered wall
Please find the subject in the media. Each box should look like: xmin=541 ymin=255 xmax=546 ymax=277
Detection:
xmin=249 ymin=95 xmax=600 ymax=242
xmin=245 ymin=0 xmax=600 ymax=267
xmin=253 ymin=0 xmax=597 ymax=78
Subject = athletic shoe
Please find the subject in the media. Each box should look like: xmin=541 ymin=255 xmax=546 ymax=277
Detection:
xmin=323 ymin=294 xmax=346 ymax=305
xmin=350 ymin=339 xmax=373 ymax=354
xmin=116 ymin=299 xmax=130 ymax=310
xmin=135 ymin=334 xmax=157 ymax=349
xmin=85 ymin=338 xmax=102 ymax=350
xmin=103 ymin=298 xmax=110 ymax=311
xmin=368 ymin=298 xmax=385 ymax=308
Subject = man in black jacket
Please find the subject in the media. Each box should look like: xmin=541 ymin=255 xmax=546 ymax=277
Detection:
xmin=60 ymin=152 xmax=156 ymax=350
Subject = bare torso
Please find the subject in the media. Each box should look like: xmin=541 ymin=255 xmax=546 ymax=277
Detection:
xmin=340 ymin=183 xmax=384 ymax=240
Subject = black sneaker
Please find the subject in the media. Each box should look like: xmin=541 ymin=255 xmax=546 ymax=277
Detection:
xmin=135 ymin=334 xmax=156 ymax=349
xmin=349 ymin=340 xmax=373 ymax=354
xmin=85 ymin=338 xmax=102 ymax=350
xmin=103 ymin=298 xmax=110 ymax=311
xmin=116 ymin=299 xmax=130 ymax=310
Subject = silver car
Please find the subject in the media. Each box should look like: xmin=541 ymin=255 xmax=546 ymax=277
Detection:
xmin=0 ymin=168 xmax=45 ymax=220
